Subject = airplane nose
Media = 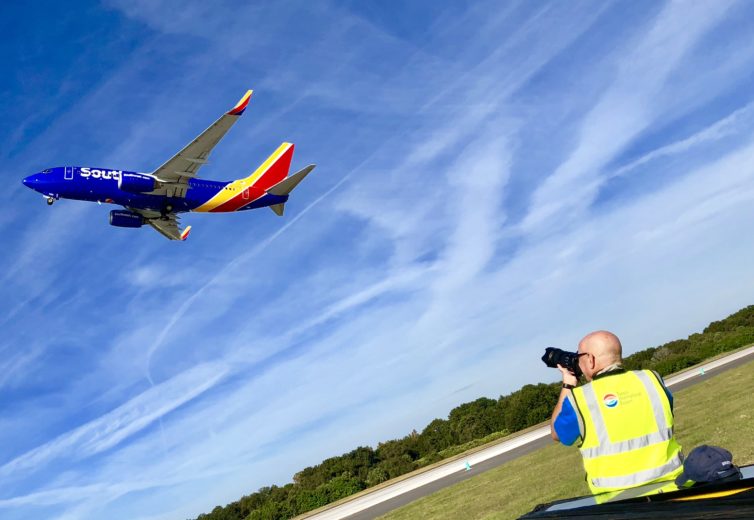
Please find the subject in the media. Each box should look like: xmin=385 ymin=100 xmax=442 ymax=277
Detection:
xmin=22 ymin=175 xmax=37 ymax=188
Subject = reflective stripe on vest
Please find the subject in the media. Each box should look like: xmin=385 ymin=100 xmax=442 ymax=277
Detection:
xmin=580 ymin=427 xmax=674 ymax=459
xmin=590 ymin=453 xmax=684 ymax=488
xmin=635 ymin=370 xmax=669 ymax=432
xmin=580 ymin=371 xmax=673 ymax=459
xmin=575 ymin=370 xmax=683 ymax=491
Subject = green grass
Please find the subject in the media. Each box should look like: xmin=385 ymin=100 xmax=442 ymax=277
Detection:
xmin=380 ymin=359 xmax=754 ymax=520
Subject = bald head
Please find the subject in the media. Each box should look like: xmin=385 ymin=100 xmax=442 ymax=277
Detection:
xmin=578 ymin=331 xmax=623 ymax=377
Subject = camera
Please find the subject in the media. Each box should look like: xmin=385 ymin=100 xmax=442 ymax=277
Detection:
xmin=542 ymin=347 xmax=583 ymax=377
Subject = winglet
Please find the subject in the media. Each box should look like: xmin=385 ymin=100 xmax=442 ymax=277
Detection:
xmin=227 ymin=90 xmax=253 ymax=116
xmin=180 ymin=226 xmax=192 ymax=241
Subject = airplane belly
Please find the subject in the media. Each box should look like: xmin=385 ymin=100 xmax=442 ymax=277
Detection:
xmin=118 ymin=193 xmax=192 ymax=212
xmin=184 ymin=184 xmax=227 ymax=212
xmin=64 ymin=179 xmax=111 ymax=203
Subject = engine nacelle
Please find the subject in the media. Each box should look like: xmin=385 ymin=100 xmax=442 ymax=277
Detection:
xmin=118 ymin=172 xmax=157 ymax=193
xmin=109 ymin=210 xmax=144 ymax=228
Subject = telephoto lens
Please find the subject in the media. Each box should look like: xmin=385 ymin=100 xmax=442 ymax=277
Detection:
xmin=541 ymin=347 xmax=583 ymax=377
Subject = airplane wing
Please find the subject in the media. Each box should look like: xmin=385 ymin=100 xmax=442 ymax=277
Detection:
xmin=127 ymin=207 xmax=191 ymax=241
xmin=148 ymin=90 xmax=253 ymax=198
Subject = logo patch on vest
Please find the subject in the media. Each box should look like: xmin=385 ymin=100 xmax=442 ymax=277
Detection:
xmin=603 ymin=393 xmax=619 ymax=408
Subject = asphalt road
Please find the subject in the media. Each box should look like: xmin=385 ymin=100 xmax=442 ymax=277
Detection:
xmin=337 ymin=347 xmax=754 ymax=520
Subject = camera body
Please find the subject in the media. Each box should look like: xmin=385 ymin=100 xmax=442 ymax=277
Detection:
xmin=542 ymin=347 xmax=583 ymax=378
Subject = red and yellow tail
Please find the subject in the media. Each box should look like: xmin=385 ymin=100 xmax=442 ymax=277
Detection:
xmin=241 ymin=142 xmax=294 ymax=191
xmin=194 ymin=143 xmax=294 ymax=213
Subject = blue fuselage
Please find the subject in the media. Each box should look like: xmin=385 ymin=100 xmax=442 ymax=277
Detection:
xmin=22 ymin=166 xmax=288 ymax=213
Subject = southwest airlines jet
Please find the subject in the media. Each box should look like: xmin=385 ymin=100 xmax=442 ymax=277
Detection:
xmin=22 ymin=90 xmax=315 ymax=240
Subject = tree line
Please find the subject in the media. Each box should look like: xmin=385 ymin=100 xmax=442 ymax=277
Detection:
xmin=194 ymin=304 xmax=754 ymax=520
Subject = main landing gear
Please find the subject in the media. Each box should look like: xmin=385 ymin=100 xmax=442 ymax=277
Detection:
xmin=46 ymin=196 xmax=55 ymax=206
xmin=160 ymin=204 xmax=174 ymax=219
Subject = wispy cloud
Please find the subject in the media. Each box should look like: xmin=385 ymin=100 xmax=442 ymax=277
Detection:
xmin=0 ymin=362 xmax=229 ymax=480
xmin=609 ymin=100 xmax=754 ymax=179
xmin=0 ymin=345 xmax=42 ymax=391
xmin=520 ymin=0 xmax=737 ymax=235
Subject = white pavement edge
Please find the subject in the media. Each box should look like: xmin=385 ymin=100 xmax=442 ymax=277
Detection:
xmin=302 ymin=344 xmax=754 ymax=519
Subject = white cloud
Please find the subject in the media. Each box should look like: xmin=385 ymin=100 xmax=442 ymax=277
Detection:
xmin=609 ymin=100 xmax=754 ymax=180
xmin=0 ymin=362 xmax=229 ymax=481
xmin=521 ymin=0 xmax=738 ymax=234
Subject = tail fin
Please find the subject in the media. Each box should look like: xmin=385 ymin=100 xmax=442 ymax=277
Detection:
xmin=267 ymin=165 xmax=316 ymax=216
xmin=243 ymin=143 xmax=294 ymax=191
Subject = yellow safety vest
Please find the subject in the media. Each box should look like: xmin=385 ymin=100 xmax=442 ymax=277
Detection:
xmin=571 ymin=370 xmax=684 ymax=496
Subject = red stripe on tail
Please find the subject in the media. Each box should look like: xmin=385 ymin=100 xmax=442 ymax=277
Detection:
xmin=210 ymin=144 xmax=295 ymax=213
xmin=253 ymin=144 xmax=294 ymax=191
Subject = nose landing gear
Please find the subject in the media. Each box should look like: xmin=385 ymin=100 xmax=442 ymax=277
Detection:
xmin=46 ymin=196 xmax=55 ymax=206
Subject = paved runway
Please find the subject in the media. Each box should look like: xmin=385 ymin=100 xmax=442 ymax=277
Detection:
xmin=301 ymin=346 xmax=754 ymax=520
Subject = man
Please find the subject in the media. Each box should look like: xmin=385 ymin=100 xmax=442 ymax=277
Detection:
xmin=550 ymin=330 xmax=684 ymax=498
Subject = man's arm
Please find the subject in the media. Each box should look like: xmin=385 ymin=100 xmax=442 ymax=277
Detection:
xmin=550 ymin=364 xmax=578 ymax=442
xmin=550 ymin=388 xmax=570 ymax=441
xmin=649 ymin=370 xmax=674 ymax=411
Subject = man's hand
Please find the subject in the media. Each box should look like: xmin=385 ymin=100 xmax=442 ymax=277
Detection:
xmin=557 ymin=364 xmax=578 ymax=387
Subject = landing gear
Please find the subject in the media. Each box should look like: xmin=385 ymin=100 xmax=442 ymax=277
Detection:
xmin=46 ymin=196 xmax=55 ymax=206
xmin=160 ymin=203 xmax=174 ymax=220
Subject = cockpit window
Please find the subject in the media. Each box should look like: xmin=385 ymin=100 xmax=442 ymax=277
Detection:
xmin=41 ymin=169 xmax=52 ymax=174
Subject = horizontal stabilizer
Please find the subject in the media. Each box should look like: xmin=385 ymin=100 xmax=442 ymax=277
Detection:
xmin=268 ymin=165 xmax=316 ymax=196
xmin=269 ymin=203 xmax=285 ymax=216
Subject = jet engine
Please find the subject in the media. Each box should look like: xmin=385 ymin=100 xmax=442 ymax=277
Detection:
xmin=118 ymin=172 xmax=157 ymax=193
xmin=109 ymin=210 xmax=144 ymax=228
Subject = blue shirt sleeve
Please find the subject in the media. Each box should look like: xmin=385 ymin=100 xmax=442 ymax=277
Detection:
xmin=554 ymin=396 xmax=581 ymax=446
xmin=651 ymin=370 xmax=673 ymax=411
xmin=664 ymin=386 xmax=673 ymax=411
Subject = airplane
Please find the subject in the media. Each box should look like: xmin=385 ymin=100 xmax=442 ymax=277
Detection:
xmin=22 ymin=90 xmax=315 ymax=241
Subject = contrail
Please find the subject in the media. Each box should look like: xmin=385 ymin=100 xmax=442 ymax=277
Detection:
xmin=145 ymin=171 xmax=353 ymax=385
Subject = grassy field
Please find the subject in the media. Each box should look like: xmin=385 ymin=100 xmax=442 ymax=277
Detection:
xmin=379 ymin=358 xmax=754 ymax=520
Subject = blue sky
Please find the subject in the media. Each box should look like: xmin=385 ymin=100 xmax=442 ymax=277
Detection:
xmin=4 ymin=1 xmax=754 ymax=518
